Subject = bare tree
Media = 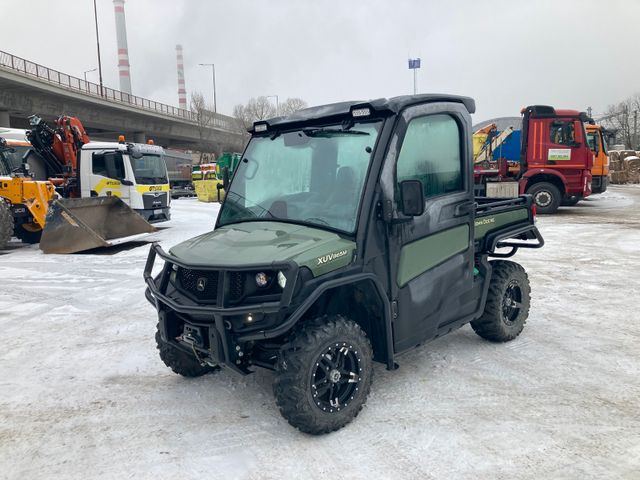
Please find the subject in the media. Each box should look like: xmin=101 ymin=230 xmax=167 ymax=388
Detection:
xmin=232 ymin=103 xmax=253 ymax=133
xmin=279 ymin=97 xmax=308 ymax=116
xmin=600 ymin=94 xmax=640 ymax=149
xmin=232 ymin=96 xmax=308 ymax=131
xmin=190 ymin=91 xmax=216 ymax=163
xmin=250 ymin=96 xmax=277 ymax=120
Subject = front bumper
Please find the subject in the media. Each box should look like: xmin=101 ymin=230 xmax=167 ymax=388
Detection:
xmin=136 ymin=207 xmax=170 ymax=223
xmin=143 ymin=244 xmax=299 ymax=373
xmin=592 ymin=175 xmax=608 ymax=194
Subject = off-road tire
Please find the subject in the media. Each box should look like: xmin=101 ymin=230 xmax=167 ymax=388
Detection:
xmin=527 ymin=182 xmax=561 ymax=214
xmin=155 ymin=323 xmax=218 ymax=377
xmin=0 ymin=201 xmax=14 ymax=249
xmin=471 ymin=260 xmax=531 ymax=342
xmin=273 ymin=315 xmax=374 ymax=435
xmin=14 ymin=224 xmax=42 ymax=244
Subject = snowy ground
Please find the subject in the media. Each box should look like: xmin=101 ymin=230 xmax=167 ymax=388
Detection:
xmin=1 ymin=186 xmax=639 ymax=480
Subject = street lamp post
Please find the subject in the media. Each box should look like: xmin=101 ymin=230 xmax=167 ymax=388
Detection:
xmin=267 ymin=95 xmax=279 ymax=115
xmin=92 ymin=0 xmax=104 ymax=96
xmin=199 ymin=63 xmax=217 ymax=113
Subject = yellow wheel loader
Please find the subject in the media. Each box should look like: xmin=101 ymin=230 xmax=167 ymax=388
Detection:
xmin=0 ymin=138 xmax=55 ymax=249
xmin=1 ymin=137 xmax=154 ymax=253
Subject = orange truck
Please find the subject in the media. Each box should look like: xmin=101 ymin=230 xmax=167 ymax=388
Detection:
xmin=585 ymin=124 xmax=609 ymax=194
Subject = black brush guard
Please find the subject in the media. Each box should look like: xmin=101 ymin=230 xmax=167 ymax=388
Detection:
xmin=143 ymin=243 xmax=299 ymax=373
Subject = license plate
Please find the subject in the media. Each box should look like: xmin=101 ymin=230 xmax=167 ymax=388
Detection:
xmin=154 ymin=209 xmax=162 ymax=214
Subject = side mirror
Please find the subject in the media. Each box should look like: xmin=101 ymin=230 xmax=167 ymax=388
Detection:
xmin=399 ymin=180 xmax=425 ymax=216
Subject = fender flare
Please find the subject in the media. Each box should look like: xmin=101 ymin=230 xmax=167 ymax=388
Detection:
xmin=521 ymin=169 xmax=567 ymax=193
xmin=237 ymin=272 xmax=396 ymax=370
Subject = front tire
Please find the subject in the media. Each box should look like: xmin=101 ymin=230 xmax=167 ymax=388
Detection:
xmin=273 ymin=315 xmax=374 ymax=435
xmin=527 ymin=182 xmax=561 ymax=214
xmin=0 ymin=201 xmax=14 ymax=249
xmin=471 ymin=260 xmax=531 ymax=342
xmin=15 ymin=223 xmax=42 ymax=244
xmin=155 ymin=323 xmax=217 ymax=377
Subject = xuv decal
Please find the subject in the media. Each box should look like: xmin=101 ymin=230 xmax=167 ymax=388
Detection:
xmin=317 ymin=249 xmax=348 ymax=265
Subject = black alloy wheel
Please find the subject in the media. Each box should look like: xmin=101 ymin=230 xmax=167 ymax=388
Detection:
xmin=311 ymin=342 xmax=363 ymax=413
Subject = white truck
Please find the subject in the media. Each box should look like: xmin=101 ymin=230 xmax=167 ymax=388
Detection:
xmin=78 ymin=141 xmax=171 ymax=223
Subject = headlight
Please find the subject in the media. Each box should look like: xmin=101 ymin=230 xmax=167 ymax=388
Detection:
xmin=255 ymin=272 xmax=269 ymax=288
xmin=277 ymin=271 xmax=287 ymax=289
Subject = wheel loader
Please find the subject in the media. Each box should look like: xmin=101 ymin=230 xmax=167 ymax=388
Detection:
xmin=0 ymin=138 xmax=56 ymax=249
xmin=1 ymin=124 xmax=157 ymax=254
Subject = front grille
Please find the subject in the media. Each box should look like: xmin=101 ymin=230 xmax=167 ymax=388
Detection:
xmin=229 ymin=272 xmax=245 ymax=302
xmin=176 ymin=268 xmax=219 ymax=303
xmin=142 ymin=192 xmax=169 ymax=209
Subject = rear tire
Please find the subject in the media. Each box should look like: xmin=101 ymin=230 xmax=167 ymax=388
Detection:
xmin=14 ymin=224 xmax=42 ymax=244
xmin=0 ymin=201 xmax=14 ymax=249
xmin=471 ymin=260 xmax=531 ymax=342
xmin=155 ymin=323 xmax=218 ymax=377
xmin=273 ymin=315 xmax=374 ymax=435
xmin=527 ymin=182 xmax=561 ymax=214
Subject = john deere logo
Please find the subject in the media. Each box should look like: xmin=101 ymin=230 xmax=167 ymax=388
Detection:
xmin=196 ymin=277 xmax=207 ymax=292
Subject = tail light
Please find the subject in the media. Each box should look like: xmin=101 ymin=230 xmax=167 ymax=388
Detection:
xmin=531 ymin=203 xmax=537 ymax=220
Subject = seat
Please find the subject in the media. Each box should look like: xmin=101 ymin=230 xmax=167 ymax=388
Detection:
xmin=325 ymin=166 xmax=357 ymax=208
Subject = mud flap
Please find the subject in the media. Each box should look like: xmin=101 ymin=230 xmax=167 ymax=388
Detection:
xmin=39 ymin=197 xmax=156 ymax=254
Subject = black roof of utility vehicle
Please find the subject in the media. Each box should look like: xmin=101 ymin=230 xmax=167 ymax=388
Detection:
xmin=249 ymin=94 xmax=476 ymax=132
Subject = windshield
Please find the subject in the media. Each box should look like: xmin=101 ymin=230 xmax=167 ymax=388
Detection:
xmin=600 ymin=131 xmax=608 ymax=155
xmin=0 ymin=151 xmax=10 ymax=176
xmin=586 ymin=130 xmax=608 ymax=155
xmin=4 ymin=145 xmax=29 ymax=170
xmin=586 ymin=131 xmax=598 ymax=152
xmin=131 ymin=154 xmax=169 ymax=184
xmin=218 ymin=120 xmax=383 ymax=233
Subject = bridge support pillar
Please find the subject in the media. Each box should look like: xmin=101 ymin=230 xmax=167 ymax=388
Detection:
xmin=0 ymin=110 xmax=11 ymax=127
xmin=133 ymin=132 xmax=146 ymax=144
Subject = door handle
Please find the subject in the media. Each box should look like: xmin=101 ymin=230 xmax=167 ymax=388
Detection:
xmin=454 ymin=202 xmax=474 ymax=217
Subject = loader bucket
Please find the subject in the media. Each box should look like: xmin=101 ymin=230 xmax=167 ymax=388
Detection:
xmin=39 ymin=197 xmax=156 ymax=254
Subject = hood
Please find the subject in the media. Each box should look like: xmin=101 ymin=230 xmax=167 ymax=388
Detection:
xmin=169 ymin=221 xmax=355 ymax=277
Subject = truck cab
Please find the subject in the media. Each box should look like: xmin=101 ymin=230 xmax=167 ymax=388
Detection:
xmin=475 ymin=106 xmax=594 ymax=213
xmin=585 ymin=124 xmax=609 ymax=194
xmin=79 ymin=142 xmax=171 ymax=222
xmin=520 ymin=106 xmax=593 ymax=207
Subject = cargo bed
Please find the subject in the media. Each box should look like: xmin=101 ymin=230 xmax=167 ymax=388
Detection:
xmin=474 ymin=195 xmax=543 ymax=256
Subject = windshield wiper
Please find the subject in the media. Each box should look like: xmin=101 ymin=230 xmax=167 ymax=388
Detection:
xmin=302 ymin=128 xmax=369 ymax=137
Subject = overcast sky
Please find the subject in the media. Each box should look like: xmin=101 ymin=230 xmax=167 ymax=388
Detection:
xmin=2 ymin=0 xmax=638 ymax=121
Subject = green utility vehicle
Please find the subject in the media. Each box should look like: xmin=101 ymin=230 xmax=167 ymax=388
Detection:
xmin=144 ymin=94 xmax=544 ymax=434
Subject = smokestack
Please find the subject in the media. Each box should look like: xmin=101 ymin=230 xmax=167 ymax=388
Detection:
xmin=176 ymin=45 xmax=187 ymax=109
xmin=113 ymin=0 xmax=132 ymax=94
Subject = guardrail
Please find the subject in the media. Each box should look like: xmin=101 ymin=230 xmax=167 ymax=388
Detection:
xmin=0 ymin=49 xmax=236 ymax=132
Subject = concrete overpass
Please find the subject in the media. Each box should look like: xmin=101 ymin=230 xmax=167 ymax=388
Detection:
xmin=0 ymin=50 xmax=246 ymax=153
